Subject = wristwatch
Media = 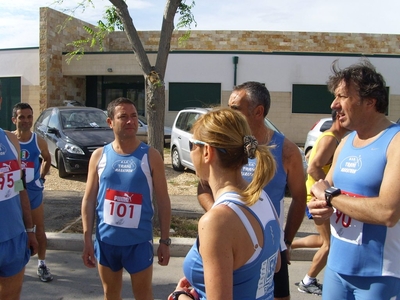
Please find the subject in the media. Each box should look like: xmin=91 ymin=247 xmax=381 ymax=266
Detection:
xmin=171 ymin=290 xmax=195 ymax=300
xmin=159 ymin=238 xmax=171 ymax=246
xmin=26 ymin=225 xmax=36 ymax=233
xmin=324 ymin=187 xmax=341 ymax=207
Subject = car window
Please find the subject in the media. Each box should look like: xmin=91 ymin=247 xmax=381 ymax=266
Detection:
xmin=61 ymin=110 xmax=109 ymax=129
xmin=320 ymin=120 xmax=333 ymax=132
xmin=37 ymin=110 xmax=52 ymax=127
xmin=185 ymin=113 xmax=201 ymax=132
xmin=48 ymin=111 xmax=60 ymax=129
xmin=175 ymin=112 xmax=188 ymax=131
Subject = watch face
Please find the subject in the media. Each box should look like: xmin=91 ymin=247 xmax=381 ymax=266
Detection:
xmin=160 ymin=238 xmax=171 ymax=245
xmin=325 ymin=187 xmax=341 ymax=196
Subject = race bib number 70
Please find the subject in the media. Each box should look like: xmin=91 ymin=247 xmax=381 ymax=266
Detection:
xmin=103 ymin=188 xmax=143 ymax=228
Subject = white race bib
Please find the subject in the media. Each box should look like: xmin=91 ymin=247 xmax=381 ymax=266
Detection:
xmin=103 ymin=189 xmax=143 ymax=228
xmin=0 ymin=159 xmax=20 ymax=201
xmin=21 ymin=161 xmax=35 ymax=183
xmin=331 ymin=209 xmax=363 ymax=245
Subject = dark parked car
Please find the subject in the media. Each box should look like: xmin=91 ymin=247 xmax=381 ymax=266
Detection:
xmin=34 ymin=107 xmax=114 ymax=178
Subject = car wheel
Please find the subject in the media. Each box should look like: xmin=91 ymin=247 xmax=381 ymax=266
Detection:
xmin=57 ymin=152 xmax=69 ymax=178
xmin=171 ymin=147 xmax=184 ymax=171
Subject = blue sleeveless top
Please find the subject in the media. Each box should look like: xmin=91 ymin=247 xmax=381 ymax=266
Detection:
xmin=0 ymin=129 xmax=25 ymax=242
xmin=19 ymin=133 xmax=44 ymax=193
xmin=183 ymin=192 xmax=281 ymax=300
xmin=330 ymin=124 xmax=400 ymax=278
xmin=96 ymin=142 xmax=154 ymax=246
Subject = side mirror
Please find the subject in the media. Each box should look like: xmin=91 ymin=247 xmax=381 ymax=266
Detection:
xmin=47 ymin=127 xmax=58 ymax=134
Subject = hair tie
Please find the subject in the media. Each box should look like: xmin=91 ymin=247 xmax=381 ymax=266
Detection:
xmin=243 ymin=135 xmax=258 ymax=159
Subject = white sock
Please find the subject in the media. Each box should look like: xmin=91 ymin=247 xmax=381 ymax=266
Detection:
xmin=303 ymin=274 xmax=316 ymax=285
xmin=38 ymin=260 xmax=46 ymax=267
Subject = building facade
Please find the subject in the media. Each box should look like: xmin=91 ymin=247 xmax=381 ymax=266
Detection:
xmin=1 ymin=7 xmax=399 ymax=143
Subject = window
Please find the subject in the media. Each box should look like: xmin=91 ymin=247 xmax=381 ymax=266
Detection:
xmin=292 ymin=84 xmax=390 ymax=114
xmin=168 ymin=83 xmax=221 ymax=111
xmin=292 ymin=84 xmax=334 ymax=114
xmin=0 ymin=77 xmax=21 ymax=130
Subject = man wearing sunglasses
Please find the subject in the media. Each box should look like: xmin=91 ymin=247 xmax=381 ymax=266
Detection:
xmin=198 ymin=81 xmax=306 ymax=300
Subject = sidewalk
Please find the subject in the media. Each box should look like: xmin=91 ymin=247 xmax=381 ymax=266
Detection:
xmin=43 ymin=191 xmax=319 ymax=261
xmin=22 ymin=250 xmax=324 ymax=300
xmin=19 ymin=191 xmax=324 ymax=299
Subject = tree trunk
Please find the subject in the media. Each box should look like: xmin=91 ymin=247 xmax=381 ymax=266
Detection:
xmin=146 ymin=79 xmax=166 ymax=158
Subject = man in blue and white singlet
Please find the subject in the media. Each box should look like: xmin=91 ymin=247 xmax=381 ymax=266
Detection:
xmin=81 ymin=97 xmax=171 ymax=299
xmin=309 ymin=59 xmax=400 ymax=300
xmin=12 ymin=103 xmax=53 ymax=282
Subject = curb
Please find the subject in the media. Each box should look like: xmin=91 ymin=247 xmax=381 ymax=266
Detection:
xmin=46 ymin=233 xmax=318 ymax=260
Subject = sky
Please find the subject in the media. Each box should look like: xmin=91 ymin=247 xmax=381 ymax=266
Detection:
xmin=1 ymin=0 xmax=400 ymax=49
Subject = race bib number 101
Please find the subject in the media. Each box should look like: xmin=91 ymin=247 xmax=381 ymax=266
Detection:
xmin=103 ymin=189 xmax=143 ymax=228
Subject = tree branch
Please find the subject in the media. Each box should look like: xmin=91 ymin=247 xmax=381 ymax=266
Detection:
xmin=109 ymin=0 xmax=152 ymax=74
xmin=156 ymin=0 xmax=181 ymax=77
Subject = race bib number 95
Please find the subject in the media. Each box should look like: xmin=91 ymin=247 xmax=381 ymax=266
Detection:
xmin=0 ymin=159 xmax=20 ymax=201
xmin=103 ymin=188 xmax=143 ymax=228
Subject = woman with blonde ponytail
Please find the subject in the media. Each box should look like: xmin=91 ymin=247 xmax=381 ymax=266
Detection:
xmin=168 ymin=108 xmax=281 ymax=300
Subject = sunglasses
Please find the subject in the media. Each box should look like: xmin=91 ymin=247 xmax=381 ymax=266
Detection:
xmin=189 ymin=139 xmax=227 ymax=153
xmin=189 ymin=139 xmax=207 ymax=151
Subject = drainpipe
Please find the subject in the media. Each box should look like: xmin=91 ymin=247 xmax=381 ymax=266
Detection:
xmin=233 ymin=56 xmax=239 ymax=86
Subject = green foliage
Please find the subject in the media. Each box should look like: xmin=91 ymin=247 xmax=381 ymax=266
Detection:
xmin=177 ymin=1 xmax=197 ymax=45
xmin=60 ymin=0 xmax=196 ymax=62
xmin=63 ymin=3 xmax=124 ymax=64
xmin=177 ymin=1 xmax=197 ymax=29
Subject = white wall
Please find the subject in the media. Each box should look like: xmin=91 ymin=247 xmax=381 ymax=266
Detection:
xmin=0 ymin=48 xmax=39 ymax=85
xmin=166 ymin=53 xmax=400 ymax=94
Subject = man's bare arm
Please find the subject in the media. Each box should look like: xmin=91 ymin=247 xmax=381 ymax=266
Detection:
xmin=197 ymin=180 xmax=214 ymax=212
xmin=307 ymin=135 xmax=338 ymax=181
xmin=37 ymin=135 xmax=51 ymax=179
xmin=283 ymin=138 xmax=307 ymax=244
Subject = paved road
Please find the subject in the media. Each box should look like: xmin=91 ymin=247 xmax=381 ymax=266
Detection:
xmin=32 ymin=191 xmax=323 ymax=299
xmin=22 ymin=250 xmax=324 ymax=300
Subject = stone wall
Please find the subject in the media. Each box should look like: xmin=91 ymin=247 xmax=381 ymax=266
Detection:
xmin=39 ymin=7 xmax=100 ymax=110
xmin=107 ymin=31 xmax=400 ymax=55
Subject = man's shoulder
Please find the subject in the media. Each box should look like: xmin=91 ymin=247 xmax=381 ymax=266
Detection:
xmin=282 ymin=136 xmax=299 ymax=153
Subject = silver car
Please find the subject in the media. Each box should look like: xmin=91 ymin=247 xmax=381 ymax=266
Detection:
xmin=170 ymin=107 xmax=307 ymax=173
xmin=304 ymin=118 xmax=333 ymax=156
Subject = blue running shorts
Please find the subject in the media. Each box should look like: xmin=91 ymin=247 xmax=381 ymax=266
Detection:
xmin=27 ymin=189 xmax=43 ymax=210
xmin=0 ymin=232 xmax=30 ymax=277
xmin=323 ymin=265 xmax=400 ymax=300
xmin=94 ymin=239 xmax=153 ymax=274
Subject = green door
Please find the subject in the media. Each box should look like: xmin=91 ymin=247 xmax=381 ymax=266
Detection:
xmin=0 ymin=77 xmax=21 ymax=130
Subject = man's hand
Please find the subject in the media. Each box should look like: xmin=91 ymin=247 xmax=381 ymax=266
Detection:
xmin=27 ymin=232 xmax=38 ymax=256
xmin=157 ymin=244 xmax=170 ymax=266
xmin=310 ymin=179 xmax=331 ymax=201
xmin=82 ymin=243 xmax=96 ymax=268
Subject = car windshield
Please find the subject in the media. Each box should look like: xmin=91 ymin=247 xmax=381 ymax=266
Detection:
xmin=61 ymin=110 xmax=110 ymax=129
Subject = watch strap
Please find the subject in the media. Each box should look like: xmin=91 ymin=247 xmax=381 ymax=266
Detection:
xmin=325 ymin=193 xmax=333 ymax=207
xmin=171 ymin=290 xmax=195 ymax=300
xmin=159 ymin=238 xmax=171 ymax=246
xmin=26 ymin=225 xmax=36 ymax=233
